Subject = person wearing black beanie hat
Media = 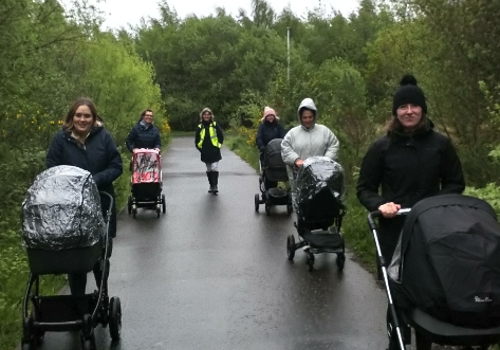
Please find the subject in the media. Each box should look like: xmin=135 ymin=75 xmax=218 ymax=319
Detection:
xmin=356 ymin=75 xmax=465 ymax=350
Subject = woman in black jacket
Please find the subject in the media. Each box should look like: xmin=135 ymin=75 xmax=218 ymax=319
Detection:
xmin=256 ymin=106 xmax=285 ymax=152
xmin=46 ymin=97 xmax=123 ymax=295
xmin=195 ymin=107 xmax=224 ymax=194
xmin=126 ymin=109 xmax=161 ymax=152
xmin=256 ymin=106 xmax=286 ymax=189
xmin=356 ymin=75 xmax=465 ymax=350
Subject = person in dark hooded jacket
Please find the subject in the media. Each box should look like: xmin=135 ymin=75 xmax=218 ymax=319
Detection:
xmin=195 ymin=107 xmax=224 ymax=194
xmin=356 ymin=75 xmax=465 ymax=350
xmin=46 ymin=97 xmax=123 ymax=296
xmin=126 ymin=109 xmax=161 ymax=152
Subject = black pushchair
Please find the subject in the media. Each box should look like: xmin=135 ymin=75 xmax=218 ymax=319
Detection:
xmin=254 ymin=138 xmax=292 ymax=215
xmin=286 ymin=156 xmax=346 ymax=271
xmin=368 ymin=194 xmax=500 ymax=350
xmin=127 ymin=148 xmax=165 ymax=218
xmin=20 ymin=166 xmax=122 ymax=350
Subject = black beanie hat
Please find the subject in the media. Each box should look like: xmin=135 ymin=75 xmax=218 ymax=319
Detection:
xmin=392 ymin=75 xmax=427 ymax=116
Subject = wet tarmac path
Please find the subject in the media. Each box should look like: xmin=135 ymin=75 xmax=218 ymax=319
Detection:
xmin=34 ymin=136 xmax=389 ymax=350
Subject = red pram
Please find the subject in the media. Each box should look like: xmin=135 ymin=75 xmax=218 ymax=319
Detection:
xmin=127 ymin=149 xmax=165 ymax=218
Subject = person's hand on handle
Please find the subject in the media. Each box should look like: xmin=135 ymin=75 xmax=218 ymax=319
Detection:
xmin=378 ymin=202 xmax=401 ymax=218
xmin=295 ymin=159 xmax=304 ymax=167
xmin=154 ymin=148 xmax=161 ymax=153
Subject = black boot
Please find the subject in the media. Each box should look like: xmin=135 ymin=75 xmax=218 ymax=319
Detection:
xmin=206 ymin=172 xmax=213 ymax=193
xmin=212 ymin=171 xmax=219 ymax=194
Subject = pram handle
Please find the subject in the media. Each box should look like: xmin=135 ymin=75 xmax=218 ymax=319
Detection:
xmin=367 ymin=208 xmax=411 ymax=230
xmin=99 ymin=191 xmax=114 ymax=223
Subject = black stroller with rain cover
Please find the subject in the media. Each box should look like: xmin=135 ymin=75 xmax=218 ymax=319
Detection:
xmin=286 ymin=156 xmax=346 ymax=271
xmin=368 ymin=194 xmax=500 ymax=350
xmin=20 ymin=165 xmax=122 ymax=350
xmin=254 ymin=138 xmax=293 ymax=215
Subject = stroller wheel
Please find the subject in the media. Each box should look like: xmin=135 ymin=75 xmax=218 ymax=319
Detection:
xmin=127 ymin=196 xmax=132 ymax=214
xmin=254 ymin=194 xmax=260 ymax=212
xmin=287 ymin=203 xmax=293 ymax=215
xmin=21 ymin=343 xmax=33 ymax=350
xmin=336 ymin=253 xmax=346 ymax=271
xmin=286 ymin=235 xmax=296 ymax=260
xmin=109 ymin=297 xmax=122 ymax=341
xmin=162 ymin=195 xmax=166 ymax=214
xmin=265 ymin=203 xmax=271 ymax=215
xmin=307 ymin=254 xmax=315 ymax=271
xmin=81 ymin=332 xmax=97 ymax=350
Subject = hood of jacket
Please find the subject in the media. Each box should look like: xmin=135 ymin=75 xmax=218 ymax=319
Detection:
xmin=297 ymin=98 xmax=317 ymax=130
xmin=200 ymin=107 xmax=215 ymax=122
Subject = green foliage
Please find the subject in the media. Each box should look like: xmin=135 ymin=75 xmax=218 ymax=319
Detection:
xmin=0 ymin=1 xmax=169 ymax=347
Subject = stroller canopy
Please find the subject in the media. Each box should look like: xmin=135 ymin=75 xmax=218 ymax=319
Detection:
xmin=389 ymin=194 xmax=500 ymax=328
xmin=262 ymin=138 xmax=288 ymax=183
xmin=22 ymin=165 xmax=105 ymax=251
xmin=295 ymin=156 xmax=345 ymax=207
xmin=263 ymin=138 xmax=285 ymax=168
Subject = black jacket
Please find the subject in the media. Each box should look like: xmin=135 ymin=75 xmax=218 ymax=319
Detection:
xmin=256 ymin=120 xmax=286 ymax=151
xmin=46 ymin=127 xmax=123 ymax=237
xmin=356 ymin=125 xmax=465 ymax=267
xmin=357 ymin=126 xmax=465 ymax=212
xmin=195 ymin=121 xmax=224 ymax=164
xmin=126 ymin=122 xmax=161 ymax=152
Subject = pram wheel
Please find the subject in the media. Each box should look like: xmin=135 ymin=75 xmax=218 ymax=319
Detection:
xmin=254 ymin=194 xmax=260 ymax=212
xmin=81 ymin=334 xmax=96 ymax=350
xmin=109 ymin=297 xmax=122 ymax=341
xmin=127 ymin=196 xmax=132 ymax=214
xmin=307 ymin=253 xmax=315 ymax=271
xmin=286 ymin=235 xmax=296 ymax=260
xmin=22 ymin=316 xmax=42 ymax=350
xmin=162 ymin=195 xmax=166 ymax=214
xmin=265 ymin=203 xmax=271 ymax=215
xmin=336 ymin=253 xmax=346 ymax=271
xmin=287 ymin=203 xmax=293 ymax=215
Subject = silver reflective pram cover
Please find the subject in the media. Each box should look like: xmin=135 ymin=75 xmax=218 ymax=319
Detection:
xmin=22 ymin=165 xmax=105 ymax=251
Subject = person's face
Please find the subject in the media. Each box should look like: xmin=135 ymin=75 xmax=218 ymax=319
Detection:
xmin=143 ymin=111 xmax=154 ymax=124
xmin=202 ymin=111 xmax=212 ymax=121
xmin=265 ymin=114 xmax=275 ymax=123
xmin=396 ymin=104 xmax=423 ymax=130
xmin=300 ymin=110 xmax=315 ymax=129
xmin=73 ymin=105 xmax=94 ymax=135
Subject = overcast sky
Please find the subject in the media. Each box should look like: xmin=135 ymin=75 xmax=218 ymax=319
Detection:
xmin=61 ymin=0 xmax=361 ymax=30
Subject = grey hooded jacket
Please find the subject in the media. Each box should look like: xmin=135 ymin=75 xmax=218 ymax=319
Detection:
xmin=281 ymin=98 xmax=340 ymax=187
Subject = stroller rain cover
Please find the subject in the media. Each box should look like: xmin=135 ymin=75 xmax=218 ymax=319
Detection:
xmin=295 ymin=156 xmax=345 ymax=210
xmin=132 ymin=149 xmax=161 ymax=184
xmin=22 ymin=165 xmax=105 ymax=251
xmin=389 ymin=194 xmax=500 ymax=328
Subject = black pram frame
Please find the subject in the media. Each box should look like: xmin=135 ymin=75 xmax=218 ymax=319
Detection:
xmin=286 ymin=187 xmax=346 ymax=271
xmin=368 ymin=207 xmax=500 ymax=350
xmin=21 ymin=192 xmax=122 ymax=350
xmin=254 ymin=139 xmax=292 ymax=215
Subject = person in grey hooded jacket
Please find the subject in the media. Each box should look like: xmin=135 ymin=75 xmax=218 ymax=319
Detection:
xmin=281 ymin=98 xmax=340 ymax=206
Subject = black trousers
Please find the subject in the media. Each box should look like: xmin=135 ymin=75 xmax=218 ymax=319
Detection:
xmin=376 ymin=216 xmax=406 ymax=280
xmin=68 ymin=237 xmax=112 ymax=295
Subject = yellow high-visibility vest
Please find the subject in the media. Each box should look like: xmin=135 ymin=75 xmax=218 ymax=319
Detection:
xmin=197 ymin=122 xmax=222 ymax=149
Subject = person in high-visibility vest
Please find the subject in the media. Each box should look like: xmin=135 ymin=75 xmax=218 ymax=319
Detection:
xmin=195 ymin=107 xmax=224 ymax=194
